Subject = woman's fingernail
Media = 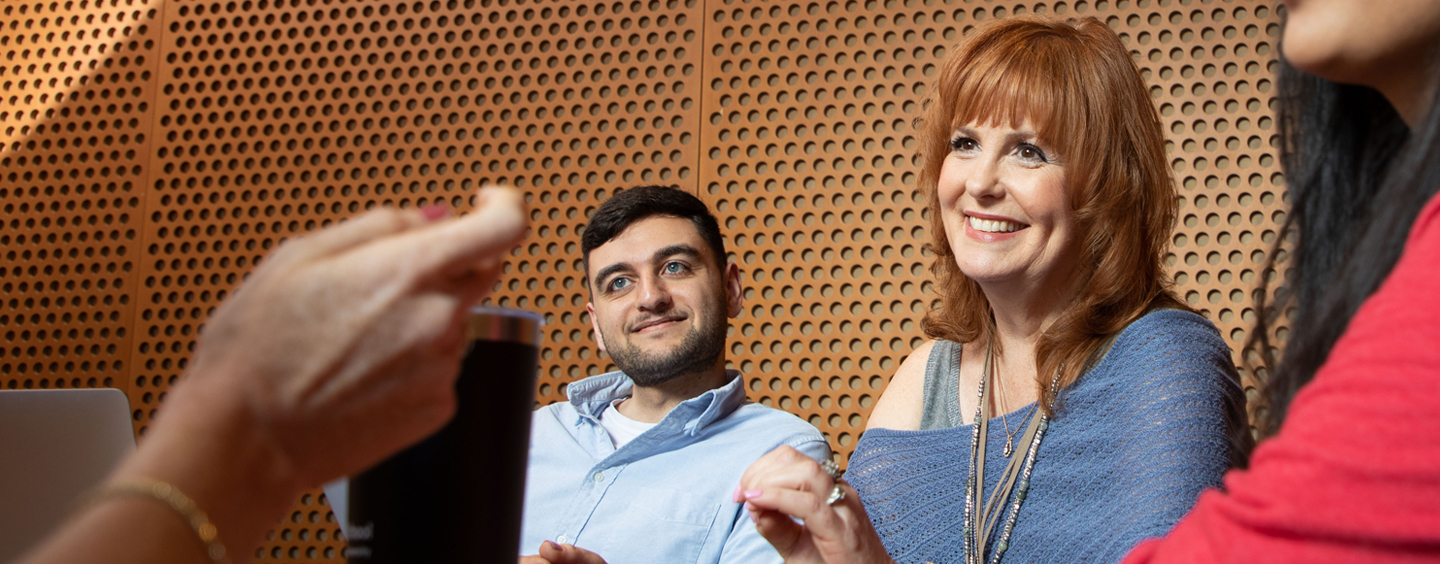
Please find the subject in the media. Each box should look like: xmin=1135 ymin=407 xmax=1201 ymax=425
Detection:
xmin=749 ymin=509 xmax=759 ymax=524
xmin=420 ymin=203 xmax=450 ymax=221
xmin=732 ymin=485 xmax=743 ymax=503
xmin=743 ymin=489 xmax=763 ymax=500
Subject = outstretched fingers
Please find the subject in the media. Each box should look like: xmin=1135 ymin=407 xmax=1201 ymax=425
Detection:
xmin=407 ymin=186 xmax=528 ymax=277
xmin=277 ymin=207 xmax=430 ymax=267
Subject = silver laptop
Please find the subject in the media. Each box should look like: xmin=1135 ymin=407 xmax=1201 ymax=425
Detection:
xmin=0 ymin=389 xmax=136 ymax=562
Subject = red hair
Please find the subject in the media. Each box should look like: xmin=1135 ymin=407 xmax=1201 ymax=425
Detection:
xmin=918 ymin=16 xmax=1188 ymax=414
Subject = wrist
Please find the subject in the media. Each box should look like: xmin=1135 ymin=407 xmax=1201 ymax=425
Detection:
xmin=112 ymin=373 xmax=304 ymax=557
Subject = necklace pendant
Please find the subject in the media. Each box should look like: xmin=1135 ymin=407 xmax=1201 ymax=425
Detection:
xmin=1003 ymin=438 xmax=1014 ymax=458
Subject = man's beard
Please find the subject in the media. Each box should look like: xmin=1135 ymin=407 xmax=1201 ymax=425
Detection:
xmin=604 ymin=317 xmax=727 ymax=387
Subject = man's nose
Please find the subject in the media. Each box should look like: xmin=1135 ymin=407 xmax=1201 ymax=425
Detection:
xmin=636 ymin=275 xmax=673 ymax=312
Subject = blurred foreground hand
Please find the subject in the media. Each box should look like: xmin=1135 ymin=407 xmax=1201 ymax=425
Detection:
xmin=19 ymin=187 xmax=528 ymax=564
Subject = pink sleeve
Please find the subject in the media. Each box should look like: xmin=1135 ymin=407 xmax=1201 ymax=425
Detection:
xmin=1123 ymin=195 xmax=1440 ymax=563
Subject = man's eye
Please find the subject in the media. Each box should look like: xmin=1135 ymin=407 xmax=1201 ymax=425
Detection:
xmin=608 ymin=278 xmax=631 ymax=291
xmin=663 ymin=261 xmax=687 ymax=274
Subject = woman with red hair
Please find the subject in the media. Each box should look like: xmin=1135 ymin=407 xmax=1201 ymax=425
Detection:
xmin=737 ymin=16 xmax=1249 ymax=564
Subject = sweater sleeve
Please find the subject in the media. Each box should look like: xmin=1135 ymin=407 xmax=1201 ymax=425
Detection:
xmin=1122 ymin=196 xmax=1440 ymax=563
xmin=1088 ymin=312 xmax=1248 ymax=558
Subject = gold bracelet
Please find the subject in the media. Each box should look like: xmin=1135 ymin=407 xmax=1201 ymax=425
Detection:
xmin=80 ymin=479 xmax=228 ymax=562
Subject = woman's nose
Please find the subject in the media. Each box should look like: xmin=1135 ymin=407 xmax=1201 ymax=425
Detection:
xmin=966 ymin=159 xmax=1005 ymax=199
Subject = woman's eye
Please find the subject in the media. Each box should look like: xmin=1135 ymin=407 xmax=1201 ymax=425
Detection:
xmin=1017 ymin=144 xmax=1049 ymax=163
xmin=949 ymin=136 xmax=979 ymax=152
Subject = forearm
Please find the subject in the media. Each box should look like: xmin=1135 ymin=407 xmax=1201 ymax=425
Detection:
xmin=18 ymin=376 xmax=303 ymax=564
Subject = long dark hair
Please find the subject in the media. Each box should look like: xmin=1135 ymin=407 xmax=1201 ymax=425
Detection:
xmin=1248 ymin=60 xmax=1440 ymax=437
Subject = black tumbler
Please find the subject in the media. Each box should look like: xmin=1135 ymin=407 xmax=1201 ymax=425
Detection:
xmin=346 ymin=307 xmax=543 ymax=563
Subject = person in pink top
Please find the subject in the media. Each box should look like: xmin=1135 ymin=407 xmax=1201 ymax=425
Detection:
xmin=738 ymin=1 xmax=1440 ymax=562
xmin=1122 ymin=0 xmax=1440 ymax=560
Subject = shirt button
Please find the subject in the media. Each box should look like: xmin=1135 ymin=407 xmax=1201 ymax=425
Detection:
xmin=593 ymin=472 xmax=604 ymax=482
xmin=557 ymin=535 xmax=567 ymax=544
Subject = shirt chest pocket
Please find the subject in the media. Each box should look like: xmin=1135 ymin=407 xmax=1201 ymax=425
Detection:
xmin=618 ymin=487 xmax=722 ymax=564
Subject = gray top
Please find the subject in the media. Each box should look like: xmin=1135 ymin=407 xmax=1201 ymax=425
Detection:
xmin=918 ymin=328 xmax=1126 ymax=431
xmin=918 ymin=339 xmax=967 ymax=430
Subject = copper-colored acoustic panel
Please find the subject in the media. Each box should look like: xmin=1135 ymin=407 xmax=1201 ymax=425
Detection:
xmin=699 ymin=1 xmax=944 ymax=465
xmin=0 ymin=0 xmax=157 ymax=396
xmin=4 ymin=0 xmax=1285 ymax=562
xmin=474 ymin=0 xmax=707 ymax=407
xmin=1146 ymin=3 xmax=1287 ymax=425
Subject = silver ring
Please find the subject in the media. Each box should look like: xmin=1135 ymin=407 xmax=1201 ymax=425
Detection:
xmin=820 ymin=459 xmax=842 ymax=480
xmin=825 ymin=483 xmax=846 ymax=505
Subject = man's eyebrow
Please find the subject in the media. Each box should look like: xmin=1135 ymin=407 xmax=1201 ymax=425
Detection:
xmin=652 ymin=244 xmax=702 ymax=264
xmin=593 ymin=262 xmax=631 ymax=289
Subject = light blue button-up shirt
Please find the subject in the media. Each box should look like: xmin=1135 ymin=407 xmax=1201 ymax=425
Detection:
xmin=520 ymin=370 xmax=830 ymax=564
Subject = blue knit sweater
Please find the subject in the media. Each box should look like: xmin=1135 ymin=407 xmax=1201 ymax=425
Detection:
xmin=846 ymin=310 xmax=1247 ymax=564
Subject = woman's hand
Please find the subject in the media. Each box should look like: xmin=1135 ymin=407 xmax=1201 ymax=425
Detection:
xmin=169 ymin=187 xmax=528 ymax=487
xmin=737 ymin=446 xmax=897 ymax=564
xmin=20 ymin=187 xmax=528 ymax=564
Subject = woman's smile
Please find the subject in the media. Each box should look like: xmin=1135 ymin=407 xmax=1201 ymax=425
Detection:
xmin=964 ymin=212 xmax=1030 ymax=243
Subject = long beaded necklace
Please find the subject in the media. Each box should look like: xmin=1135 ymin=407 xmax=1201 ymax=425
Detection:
xmin=961 ymin=344 xmax=1057 ymax=564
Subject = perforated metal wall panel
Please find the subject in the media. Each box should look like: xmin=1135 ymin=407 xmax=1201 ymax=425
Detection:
xmin=2 ymin=0 xmax=1282 ymax=561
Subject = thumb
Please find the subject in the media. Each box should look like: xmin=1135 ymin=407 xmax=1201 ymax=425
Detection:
xmin=538 ymin=541 xmax=564 ymax=561
xmin=540 ymin=541 xmax=608 ymax=564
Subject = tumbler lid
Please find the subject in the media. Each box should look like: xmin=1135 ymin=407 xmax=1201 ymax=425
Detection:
xmin=465 ymin=307 xmax=544 ymax=346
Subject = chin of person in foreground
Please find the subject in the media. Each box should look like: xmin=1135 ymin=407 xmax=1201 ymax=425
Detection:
xmin=13 ymin=187 xmax=527 ymax=564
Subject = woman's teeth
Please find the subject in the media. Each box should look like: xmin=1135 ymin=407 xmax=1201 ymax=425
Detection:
xmin=968 ymin=215 xmax=1024 ymax=233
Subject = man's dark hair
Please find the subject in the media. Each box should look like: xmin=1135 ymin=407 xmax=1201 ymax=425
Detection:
xmin=581 ymin=185 xmax=727 ymax=273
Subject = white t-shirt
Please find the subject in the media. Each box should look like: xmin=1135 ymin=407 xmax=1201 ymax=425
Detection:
xmin=598 ymin=398 xmax=658 ymax=448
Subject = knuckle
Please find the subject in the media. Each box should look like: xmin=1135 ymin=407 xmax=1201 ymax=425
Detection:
xmin=374 ymin=207 xmax=410 ymax=230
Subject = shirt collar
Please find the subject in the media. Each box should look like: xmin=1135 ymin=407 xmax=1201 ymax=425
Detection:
xmin=566 ymin=369 xmax=748 ymax=436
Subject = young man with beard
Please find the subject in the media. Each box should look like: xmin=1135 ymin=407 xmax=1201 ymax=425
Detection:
xmin=518 ymin=186 xmax=829 ymax=564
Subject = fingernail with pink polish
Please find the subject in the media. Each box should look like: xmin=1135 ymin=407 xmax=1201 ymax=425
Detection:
xmin=732 ymin=485 xmax=743 ymax=503
xmin=420 ymin=203 xmax=450 ymax=221
xmin=743 ymin=489 xmax=763 ymax=500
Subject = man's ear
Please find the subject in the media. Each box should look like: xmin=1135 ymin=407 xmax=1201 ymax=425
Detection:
xmin=723 ymin=262 xmax=743 ymax=318
xmin=586 ymin=302 xmax=607 ymax=353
